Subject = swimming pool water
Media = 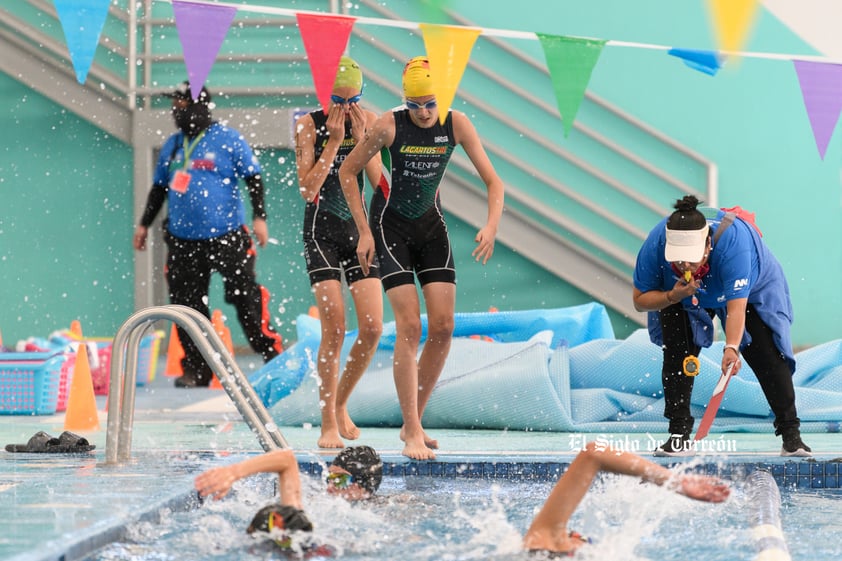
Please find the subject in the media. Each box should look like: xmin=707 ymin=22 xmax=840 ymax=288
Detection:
xmin=78 ymin=470 xmax=842 ymax=561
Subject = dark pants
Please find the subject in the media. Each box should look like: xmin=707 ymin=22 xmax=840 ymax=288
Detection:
xmin=660 ymin=303 xmax=799 ymax=436
xmin=165 ymin=227 xmax=283 ymax=379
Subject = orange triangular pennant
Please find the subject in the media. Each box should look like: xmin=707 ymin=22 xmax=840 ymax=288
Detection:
xmin=420 ymin=23 xmax=481 ymax=125
xmin=296 ymin=13 xmax=357 ymax=112
xmin=707 ymin=0 xmax=759 ymax=55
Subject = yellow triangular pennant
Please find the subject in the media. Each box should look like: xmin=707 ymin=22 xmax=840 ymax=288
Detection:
xmin=707 ymin=0 xmax=759 ymax=55
xmin=420 ymin=23 xmax=481 ymax=124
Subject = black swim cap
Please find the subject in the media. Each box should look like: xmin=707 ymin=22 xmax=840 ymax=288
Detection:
xmin=247 ymin=503 xmax=313 ymax=547
xmin=330 ymin=445 xmax=383 ymax=495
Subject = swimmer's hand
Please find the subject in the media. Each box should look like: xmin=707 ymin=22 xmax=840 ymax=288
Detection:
xmin=195 ymin=464 xmax=241 ymax=500
xmin=472 ymin=224 xmax=497 ymax=264
xmin=356 ymin=230 xmax=376 ymax=275
xmin=672 ymin=474 xmax=730 ymax=503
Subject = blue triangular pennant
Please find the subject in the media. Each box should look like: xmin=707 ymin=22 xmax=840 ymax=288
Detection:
xmin=53 ymin=0 xmax=111 ymax=84
xmin=668 ymin=48 xmax=723 ymax=76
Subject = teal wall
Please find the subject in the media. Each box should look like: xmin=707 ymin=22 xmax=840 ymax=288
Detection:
xmin=0 ymin=74 xmax=135 ymax=343
xmin=438 ymin=0 xmax=841 ymax=347
xmin=1 ymin=0 xmax=838 ymax=347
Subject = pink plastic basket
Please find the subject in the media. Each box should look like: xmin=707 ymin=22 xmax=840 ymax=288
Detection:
xmin=0 ymin=352 xmax=65 ymax=415
xmin=88 ymin=331 xmax=164 ymax=395
xmin=56 ymin=352 xmax=76 ymax=412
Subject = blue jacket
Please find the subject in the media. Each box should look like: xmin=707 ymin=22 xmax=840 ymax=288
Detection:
xmin=633 ymin=208 xmax=795 ymax=373
xmin=153 ymin=123 xmax=261 ymax=240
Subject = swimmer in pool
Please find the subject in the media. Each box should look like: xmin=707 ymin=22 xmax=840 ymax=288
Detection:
xmin=522 ymin=442 xmax=730 ymax=555
xmin=195 ymin=446 xmax=382 ymax=553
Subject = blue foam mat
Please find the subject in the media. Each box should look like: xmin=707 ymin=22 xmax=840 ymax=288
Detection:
xmin=250 ymin=304 xmax=842 ymax=433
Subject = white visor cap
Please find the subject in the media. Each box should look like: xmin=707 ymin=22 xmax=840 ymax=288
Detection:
xmin=664 ymin=225 xmax=709 ymax=263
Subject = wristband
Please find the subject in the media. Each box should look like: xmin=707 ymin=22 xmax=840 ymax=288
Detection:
xmin=724 ymin=344 xmax=740 ymax=355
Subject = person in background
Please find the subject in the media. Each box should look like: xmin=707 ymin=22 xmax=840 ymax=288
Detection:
xmin=133 ymin=82 xmax=283 ymax=388
xmin=337 ymin=56 xmax=505 ymax=460
xmin=294 ymin=56 xmax=383 ymax=449
xmin=195 ymin=445 xmax=383 ymax=554
xmin=522 ymin=442 xmax=730 ymax=555
xmin=632 ymin=195 xmax=811 ymax=457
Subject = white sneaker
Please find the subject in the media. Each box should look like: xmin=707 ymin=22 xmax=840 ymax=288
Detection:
xmin=653 ymin=435 xmax=696 ymax=457
xmin=780 ymin=432 xmax=812 ymax=457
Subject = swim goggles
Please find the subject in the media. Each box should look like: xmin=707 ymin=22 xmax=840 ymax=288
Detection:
xmin=266 ymin=511 xmax=293 ymax=550
xmin=405 ymin=99 xmax=437 ymax=110
xmin=326 ymin=471 xmax=355 ymax=489
xmin=331 ymin=86 xmax=364 ymax=105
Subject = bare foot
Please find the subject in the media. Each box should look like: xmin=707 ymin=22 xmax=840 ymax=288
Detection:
xmin=317 ymin=429 xmax=344 ymax=449
xmin=402 ymin=436 xmax=436 ymax=460
xmin=400 ymin=426 xmax=439 ymax=449
xmin=337 ymin=406 xmax=360 ymax=440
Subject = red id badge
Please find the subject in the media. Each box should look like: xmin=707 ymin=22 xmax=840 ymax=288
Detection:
xmin=170 ymin=170 xmax=191 ymax=193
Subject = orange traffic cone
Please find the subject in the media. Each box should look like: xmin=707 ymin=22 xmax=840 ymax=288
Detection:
xmin=69 ymin=319 xmax=84 ymax=339
xmin=210 ymin=310 xmax=234 ymax=390
xmin=165 ymin=323 xmax=184 ymax=377
xmin=64 ymin=343 xmax=101 ymax=432
xmin=308 ymin=305 xmax=320 ymax=319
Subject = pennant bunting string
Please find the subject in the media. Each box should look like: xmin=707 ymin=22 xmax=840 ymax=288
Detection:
xmin=151 ymin=0 xmax=842 ymax=64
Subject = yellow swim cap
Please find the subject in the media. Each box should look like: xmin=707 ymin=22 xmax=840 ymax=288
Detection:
xmin=333 ymin=55 xmax=363 ymax=91
xmin=402 ymin=56 xmax=435 ymax=98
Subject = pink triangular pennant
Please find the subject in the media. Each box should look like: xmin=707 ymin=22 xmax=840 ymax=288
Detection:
xmin=172 ymin=0 xmax=237 ymax=99
xmin=53 ymin=0 xmax=111 ymax=84
xmin=296 ymin=13 xmax=357 ymax=112
xmin=793 ymin=60 xmax=842 ymax=159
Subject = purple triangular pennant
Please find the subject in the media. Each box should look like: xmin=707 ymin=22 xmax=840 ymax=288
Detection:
xmin=53 ymin=0 xmax=111 ymax=84
xmin=172 ymin=0 xmax=238 ymax=99
xmin=793 ymin=60 xmax=842 ymax=159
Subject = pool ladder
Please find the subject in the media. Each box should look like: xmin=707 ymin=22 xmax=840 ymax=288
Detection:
xmin=105 ymin=305 xmax=288 ymax=464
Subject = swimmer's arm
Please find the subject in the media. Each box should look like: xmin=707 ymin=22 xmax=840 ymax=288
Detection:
xmin=452 ymin=111 xmax=504 ymax=264
xmin=361 ymin=109 xmax=383 ymax=189
xmin=195 ymin=449 xmax=303 ymax=508
xmin=339 ymin=111 xmax=393 ymax=234
xmin=295 ymin=111 xmax=343 ymax=203
xmin=524 ymin=445 xmax=729 ymax=552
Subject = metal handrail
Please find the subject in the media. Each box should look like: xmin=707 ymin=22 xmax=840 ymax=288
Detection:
xmin=105 ymin=305 xmax=288 ymax=464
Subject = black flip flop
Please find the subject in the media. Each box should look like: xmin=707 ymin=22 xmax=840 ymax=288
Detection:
xmin=53 ymin=431 xmax=96 ymax=452
xmin=4 ymin=431 xmax=95 ymax=453
xmin=5 ymin=431 xmax=60 ymax=453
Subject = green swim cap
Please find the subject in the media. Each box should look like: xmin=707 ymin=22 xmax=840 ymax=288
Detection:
xmin=333 ymin=55 xmax=363 ymax=91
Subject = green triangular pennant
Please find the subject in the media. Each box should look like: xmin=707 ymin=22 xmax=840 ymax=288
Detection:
xmin=537 ymin=33 xmax=606 ymax=137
